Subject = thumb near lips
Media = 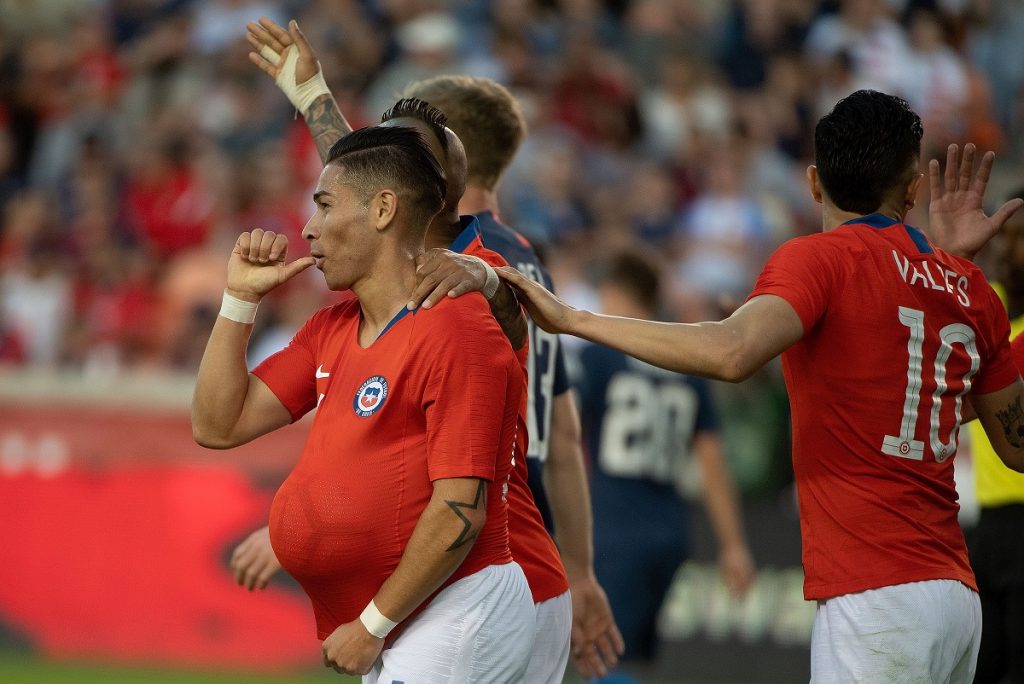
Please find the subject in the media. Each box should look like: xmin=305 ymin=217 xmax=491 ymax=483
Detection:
xmin=283 ymin=256 xmax=316 ymax=281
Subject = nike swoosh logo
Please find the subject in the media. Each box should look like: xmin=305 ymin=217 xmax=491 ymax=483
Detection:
xmin=315 ymin=365 xmax=330 ymax=379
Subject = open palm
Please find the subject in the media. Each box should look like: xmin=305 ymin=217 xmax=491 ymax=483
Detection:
xmin=928 ymin=143 xmax=1023 ymax=260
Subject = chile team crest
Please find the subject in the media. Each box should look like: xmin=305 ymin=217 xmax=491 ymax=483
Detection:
xmin=353 ymin=376 xmax=389 ymax=417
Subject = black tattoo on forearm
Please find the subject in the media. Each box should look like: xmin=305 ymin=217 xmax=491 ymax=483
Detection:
xmin=996 ymin=396 xmax=1024 ymax=448
xmin=304 ymin=94 xmax=351 ymax=164
xmin=444 ymin=480 xmax=487 ymax=552
xmin=490 ymin=284 xmax=528 ymax=350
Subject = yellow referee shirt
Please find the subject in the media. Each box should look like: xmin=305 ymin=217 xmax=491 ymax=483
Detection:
xmin=970 ymin=285 xmax=1024 ymax=506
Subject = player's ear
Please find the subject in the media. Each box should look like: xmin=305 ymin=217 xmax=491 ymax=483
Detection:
xmin=904 ymin=172 xmax=925 ymax=213
xmin=371 ymin=189 xmax=398 ymax=231
xmin=806 ymin=165 xmax=823 ymax=204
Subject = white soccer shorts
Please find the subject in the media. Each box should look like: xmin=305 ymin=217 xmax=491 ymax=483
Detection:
xmin=523 ymin=590 xmax=571 ymax=684
xmin=811 ymin=579 xmax=981 ymax=683
xmin=364 ymin=561 xmax=536 ymax=684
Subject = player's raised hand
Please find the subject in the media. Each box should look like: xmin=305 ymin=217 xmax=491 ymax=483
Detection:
xmin=569 ymin=575 xmax=625 ymax=678
xmin=408 ymin=249 xmax=489 ymax=310
xmin=245 ymin=17 xmax=327 ymax=116
xmin=321 ymin=619 xmax=383 ymax=676
xmin=229 ymin=526 xmax=281 ymax=591
xmin=227 ymin=229 xmax=315 ymax=302
xmin=928 ymin=143 xmax=1024 ymax=260
xmin=496 ymin=266 xmax=577 ymax=334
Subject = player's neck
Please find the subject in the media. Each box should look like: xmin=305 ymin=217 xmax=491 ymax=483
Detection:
xmin=458 ymin=185 xmax=499 ymax=216
xmin=352 ymin=247 xmax=419 ymax=345
xmin=821 ymin=202 xmax=904 ymax=232
xmin=425 ymin=210 xmax=463 ymax=250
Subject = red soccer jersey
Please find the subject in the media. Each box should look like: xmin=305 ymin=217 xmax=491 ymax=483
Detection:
xmin=252 ymin=294 xmax=521 ymax=639
xmin=459 ymin=220 xmax=570 ymax=603
xmin=748 ymin=214 xmax=1018 ymax=601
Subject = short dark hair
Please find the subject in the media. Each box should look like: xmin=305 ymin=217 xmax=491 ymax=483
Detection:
xmin=814 ymin=90 xmax=923 ymax=215
xmin=326 ymin=126 xmax=446 ymax=227
xmin=403 ymin=76 xmax=526 ymax=190
xmin=381 ymin=98 xmax=449 ymax=152
xmin=601 ymin=250 xmax=661 ymax=313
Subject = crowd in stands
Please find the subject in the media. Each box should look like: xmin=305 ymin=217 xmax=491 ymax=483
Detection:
xmin=1 ymin=0 xmax=1022 ymax=376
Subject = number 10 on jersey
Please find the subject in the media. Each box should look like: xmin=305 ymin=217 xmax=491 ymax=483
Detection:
xmin=882 ymin=306 xmax=980 ymax=462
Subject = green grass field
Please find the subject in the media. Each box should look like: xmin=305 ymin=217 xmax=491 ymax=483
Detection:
xmin=0 ymin=651 xmax=740 ymax=683
xmin=0 ymin=652 xmax=355 ymax=684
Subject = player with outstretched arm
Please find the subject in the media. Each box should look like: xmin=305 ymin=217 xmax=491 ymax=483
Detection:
xmin=498 ymin=91 xmax=1024 ymax=682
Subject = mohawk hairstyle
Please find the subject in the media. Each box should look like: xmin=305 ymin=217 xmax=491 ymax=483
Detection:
xmin=381 ymin=98 xmax=449 ymax=151
xmin=326 ymin=126 xmax=447 ymax=226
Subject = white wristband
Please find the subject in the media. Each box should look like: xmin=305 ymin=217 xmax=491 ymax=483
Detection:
xmin=359 ymin=600 xmax=397 ymax=639
xmin=259 ymin=45 xmax=331 ymax=117
xmin=482 ymin=262 xmax=500 ymax=300
xmin=219 ymin=291 xmax=259 ymax=325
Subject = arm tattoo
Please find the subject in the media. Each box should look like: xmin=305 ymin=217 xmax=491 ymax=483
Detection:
xmin=490 ymin=284 xmax=528 ymax=350
xmin=304 ymin=94 xmax=351 ymax=164
xmin=444 ymin=480 xmax=487 ymax=552
xmin=996 ymin=395 xmax=1024 ymax=448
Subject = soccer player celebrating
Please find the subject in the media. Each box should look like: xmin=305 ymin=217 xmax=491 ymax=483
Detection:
xmin=576 ymin=251 xmax=754 ymax=672
xmin=499 ymin=90 xmax=1024 ymax=682
xmin=243 ymin=16 xmax=622 ymax=679
xmin=192 ymin=126 xmax=535 ymax=681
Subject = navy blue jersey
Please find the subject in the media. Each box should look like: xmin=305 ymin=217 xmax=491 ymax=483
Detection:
xmin=475 ymin=210 xmax=569 ymax=532
xmin=576 ymin=343 xmax=719 ymax=531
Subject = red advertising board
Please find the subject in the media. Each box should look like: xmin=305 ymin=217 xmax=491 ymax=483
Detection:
xmin=0 ymin=403 xmax=319 ymax=669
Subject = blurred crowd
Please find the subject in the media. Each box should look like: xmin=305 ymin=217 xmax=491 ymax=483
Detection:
xmin=1 ymin=0 xmax=1024 ymax=374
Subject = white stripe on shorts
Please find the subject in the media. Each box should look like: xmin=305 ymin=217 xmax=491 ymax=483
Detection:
xmin=523 ymin=590 xmax=571 ymax=684
xmin=365 ymin=562 xmax=536 ymax=684
xmin=810 ymin=579 xmax=981 ymax=684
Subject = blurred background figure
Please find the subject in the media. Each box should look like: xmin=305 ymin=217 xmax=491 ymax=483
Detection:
xmin=574 ymin=251 xmax=755 ymax=682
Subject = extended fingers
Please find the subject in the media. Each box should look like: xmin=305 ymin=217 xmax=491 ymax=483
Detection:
xmin=593 ymin=629 xmax=622 ymax=670
xmin=407 ymin=269 xmax=454 ymax=310
xmin=495 ymin=265 xmax=529 ymax=288
xmin=259 ymin=16 xmax=294 ymax=49
xmin=246 ymin=20 xmax=287 ymax=55
xmin=290 ymin=20 xmax=314 ymax=57
xmin=992 ymin=198 xmax=1024 ymax=231
xmin=942 ymin=143 xmax=958 ymax=193
xmin=971 ymin=150 xmax=996 ymax=196
xmin=928 ymin=158 xmax=942 ymax=200
xmin=571 ymin=643 xmax=607 ymax=678
xmin=247 ymin=50 xmax=278 ymax=78
xmin=957 ymin=143 xmax=976 ymax=192
xmin=944 ymin=143 xmax=958 ymax=194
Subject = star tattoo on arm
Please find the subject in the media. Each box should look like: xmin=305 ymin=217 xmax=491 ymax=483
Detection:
xmin=445 ymin=480 xmax=487 ymax=552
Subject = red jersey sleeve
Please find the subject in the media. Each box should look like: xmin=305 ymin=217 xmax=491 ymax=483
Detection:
xmin=419 ymin=295 xmax=517 ymax=482
xmin=251 ymin=311 xmax=321 ymax=422
xmin=748 ymin=235 xmax=844 ymax=333
xmin=972 ymin=282 xmax=1019 ymax=395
